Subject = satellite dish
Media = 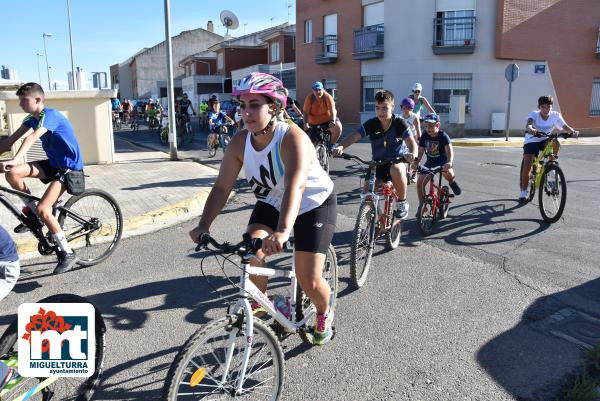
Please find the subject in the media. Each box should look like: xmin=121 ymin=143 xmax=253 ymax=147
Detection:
xmin=220 ymin=10 xmax=239 ymax=37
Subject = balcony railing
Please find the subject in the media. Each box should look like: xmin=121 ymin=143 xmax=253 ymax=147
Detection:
xmin=353 ymin=24 xmax=384 ymax=60
xmin=596 ymin=26 xmax=600 ymax=59
xmin=432 ymin=16 xmax=476 ymax=54
xmin=315 ymin=35 xmax=338 ymax=64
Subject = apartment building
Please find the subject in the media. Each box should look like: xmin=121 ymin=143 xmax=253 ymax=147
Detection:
xmin=297 ymin=0 xmax=600 ymax=133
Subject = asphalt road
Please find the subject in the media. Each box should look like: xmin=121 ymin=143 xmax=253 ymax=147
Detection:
xmin=1 ymin=141 xmax=599 ymax=401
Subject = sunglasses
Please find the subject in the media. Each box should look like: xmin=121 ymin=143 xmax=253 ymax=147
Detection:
xmin=413 ymin=90 xmax=421 ymax=94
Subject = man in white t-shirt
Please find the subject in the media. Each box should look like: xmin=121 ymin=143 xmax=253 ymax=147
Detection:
xmin=519 ymin=95 xmax=578 ymax=201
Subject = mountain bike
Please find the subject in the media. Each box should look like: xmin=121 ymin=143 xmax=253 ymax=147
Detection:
xmin=111 ymin=112 xmax=122 ymax=131
xmin=0 ymin=293 xmax=106 ymax=401
xmin=0 ymin=185 xmax=123 ymax=267
xmin=416 ymin=165 xmax=453 ymax=236
xmin=148 ymin=113 xmax=161 ymax=132
xmin=307 ymin=124 xmax=333 ymax=173
xmin=175 ymin=114 xmax=193 ymax=148
xmin=520 ymin=131 xmax=573 ymax=223
xmin=207 ymin=122 xmax=234 ymax=158
xmin=338 ymin=153 xmax=405 ymax=289
xmin=162 ymin=233 xmax=338 ymax=401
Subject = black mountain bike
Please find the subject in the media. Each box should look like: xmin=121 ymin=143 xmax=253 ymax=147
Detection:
xmin=0 ymin=185 xmax=123 ymax=266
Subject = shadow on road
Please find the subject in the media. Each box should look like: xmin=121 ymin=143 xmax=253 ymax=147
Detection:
xmin=477 ymin=278 xmax=600 ymax=399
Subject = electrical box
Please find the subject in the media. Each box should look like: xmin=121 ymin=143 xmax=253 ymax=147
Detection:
xmin=449 ymin=95 xmax=466 ymax=124
xmin=491 ymin=112 xmax=506 ymax=132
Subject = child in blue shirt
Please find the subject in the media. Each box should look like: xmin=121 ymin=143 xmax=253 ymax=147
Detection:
xmin=0 ymin=82 xmax=83 ymax=274
xmin=413 ymin=113 xmax=461 ymax=204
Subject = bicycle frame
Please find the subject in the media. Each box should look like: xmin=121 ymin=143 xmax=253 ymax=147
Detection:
xmin=221 ymin=251 xmax=333 ymax=393
xmin=360 ymin=163 xmax=400 ymax=234
xmin=422 ymin=168 xmax=447 ymax=217
xmin=532 ymin=140 xmax=555 ymax=189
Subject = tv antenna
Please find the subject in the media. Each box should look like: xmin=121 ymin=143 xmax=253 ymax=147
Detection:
xmin=220 ymin=10 xmax=239 ymax=37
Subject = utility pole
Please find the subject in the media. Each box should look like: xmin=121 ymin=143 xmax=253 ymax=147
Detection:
xmin=42 ymin=33 xmax=53 ymax=90
xmin=67 ymin=0 xmax=76 ymax=90
xmin=164 ymin=0 xmax=178 ymax=160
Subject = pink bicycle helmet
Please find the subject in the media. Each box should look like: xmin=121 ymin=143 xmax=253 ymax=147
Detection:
xmin=233 ymin=72 xmax=287 ymax=109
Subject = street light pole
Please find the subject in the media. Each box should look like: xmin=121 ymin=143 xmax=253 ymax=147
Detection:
xmin=36 ymin=53 xmax=44 ymax=85
xmin=164 ymin=0 xmax=178 ymax=160
xmin=67 ymin=0 xmax=76 ymax=90
xmin=42 ymin=33 xmax=52 ymax=91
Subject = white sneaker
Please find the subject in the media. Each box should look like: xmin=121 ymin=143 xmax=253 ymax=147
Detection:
xmin=395 ymin=201 xmax=409 ymax=219
xmin=519 ymin=190 xmax=528 ymax=200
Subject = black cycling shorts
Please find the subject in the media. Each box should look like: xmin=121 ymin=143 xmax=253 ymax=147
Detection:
xmin=33 ymin=160 xmax=67 ymax=184
xmin=248 ymin=193 xmax=337 ymax=254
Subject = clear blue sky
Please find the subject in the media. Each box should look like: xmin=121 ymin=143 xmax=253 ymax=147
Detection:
xmin=3 ymin=0 xmax=296 ymax=90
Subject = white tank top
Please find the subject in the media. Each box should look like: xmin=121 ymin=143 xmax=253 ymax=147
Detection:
xmin=402 ymin=112 xmax=417 ymax=135
xmin=243 ymin=121 xmax=334 ymax=215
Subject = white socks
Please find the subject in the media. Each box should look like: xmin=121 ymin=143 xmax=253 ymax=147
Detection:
xmin=52 ymin=231 xmax=73 ymax=254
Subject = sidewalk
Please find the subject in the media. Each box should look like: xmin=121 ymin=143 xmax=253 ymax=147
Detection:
xmin=1 ymin=137 xmax=218 ymax=257
xmin=451 ymin=135 xmax=600 ymax=147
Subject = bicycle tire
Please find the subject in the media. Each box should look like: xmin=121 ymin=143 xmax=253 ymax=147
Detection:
xmin=222 ymin=134 xmax=231 ymax=153
xmin=296 ymin=245 xmax=338 ymax=345
xmin=187 ymin=124 xmax=194 ymax=143
xmin=538 ymin=163 xmax=567 ymax=223
xmin=159 ymin=126 xmax=169 ymax=145
xmin=438 ymin=186 xmax=450 ymax=220
xmin=207 ymin=133 xmax=218 ymax=158
xmin=58 ymin=189 xmax=123 ymax=267
xmin=520 ymin=159 xmax=536 ymax=203
xmin=417 ymin=196 xmax=436 ymax=236
xmin=0 ymin=293 xmax=106 ymax=401
xmin=384 ymin=196 xmax=402 ymax=250
xmin=315 ymin=144 xmax=329 ymax=173
xmin=349 ymin=202 xmax=376 ymax=289
xmin=162 ymin=315 xmax=284 ymax=401
xmin=176 ymin=126 xmax=184 ymax=148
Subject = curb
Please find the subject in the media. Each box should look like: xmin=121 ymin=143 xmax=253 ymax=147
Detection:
xmin=452 ymin=139 xmax=584 ymax=148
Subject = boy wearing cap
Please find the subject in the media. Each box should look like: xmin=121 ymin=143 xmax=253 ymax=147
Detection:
xmin=303 ymin=81 xmax=341 ymax=147
xmin=413 ymin=113 xmax=461 ymax=204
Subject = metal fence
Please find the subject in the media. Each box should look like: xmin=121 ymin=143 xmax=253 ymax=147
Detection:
xmin=591 ymin=77 xmax=600 ymax=116
xmin=353 ymin=24 xmax=384 ymax=55
xmin=316 ymin=35 xmax=338 ymax=58
xmin=433 ymin=16 xmax=476 ymax=47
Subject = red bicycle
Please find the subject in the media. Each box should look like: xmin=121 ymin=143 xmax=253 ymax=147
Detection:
xmin=339 ymin=153 xmax=405 ymax=289
xmin=416 ymin=165 xmax=453 ymax=236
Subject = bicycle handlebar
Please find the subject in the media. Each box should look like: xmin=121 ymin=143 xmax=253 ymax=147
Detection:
xmin=195 ymin=233 xmax=293 ymax=254
xmin=532 ymin=130 xmax=573 ymax=139
xmin=336 ymin=153 xmax=409 ymax=165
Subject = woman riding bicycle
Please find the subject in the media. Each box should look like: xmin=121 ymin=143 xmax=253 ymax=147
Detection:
xmin=190 ymin=72 xmax=337 ymax=345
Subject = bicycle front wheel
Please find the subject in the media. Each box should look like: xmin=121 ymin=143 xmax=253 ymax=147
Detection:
xmin=417 ymin=196 xmax=436 ymax=236
xmin=296 ymin=244 xmax=338 ymax=345
xmin=222 ymin=134 xmax=231 ymax=153
xmin=159 ymin=126 xmax=169 ymax=145
xmin=350 ymin=202 xmax=376 ymax=289
xmin=59 ymin=189 xmax=123 ymax=267
xmin=315 ymin=144 xmax=329 ymax=173
xmin=538 ymin=163 xmax=567 ymax=223
xmin=162 ymin=315 xmax=284 ymax=401
xmin=207 ymin=133 xmax=218 ymax=158
xmin=0 ymin=294 xmax=106 ymax=401
xmin=384 ymin=196 xmax=402 ymax=250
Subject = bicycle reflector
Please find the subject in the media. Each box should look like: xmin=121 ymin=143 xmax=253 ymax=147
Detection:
xmin=190 ymin=367 xmax=207 ymax=387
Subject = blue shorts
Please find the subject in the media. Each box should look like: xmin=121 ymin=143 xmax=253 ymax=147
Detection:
xmin=523 ymin=139 xmax=549 ymax=155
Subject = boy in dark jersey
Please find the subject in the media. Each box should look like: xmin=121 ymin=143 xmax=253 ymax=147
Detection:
xmin=333 ymin=90 xmax=417 ymax=219
xmin=0 ymin=82 xmax=84 ymax=274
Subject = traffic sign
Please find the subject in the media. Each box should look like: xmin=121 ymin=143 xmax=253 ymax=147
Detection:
xmin=505 ymin=63 xmax=519 ymax=82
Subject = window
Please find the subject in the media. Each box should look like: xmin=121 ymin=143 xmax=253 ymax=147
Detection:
xmin=433 ymin=73 xmax=472 ymax=114
xmin=435 ymin=10 xmax=475 ymax=46
xmin=217 ymin=53 xmax=224 ymax=70
xmin=271 ymin=42 xmax=280 ymax=62
xmin=322 ymin=79 xmax=337 ymax=101
xmin=590 ymin=77 xmax=600 ymax=116
xmin=361 ymin=75 xmax=383 ymax=112
xmin=304 ymin=19 xmax=313 ymax=43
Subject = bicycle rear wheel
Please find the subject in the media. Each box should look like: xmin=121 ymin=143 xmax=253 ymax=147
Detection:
xmin=162 ymin=315 xmax=284 ymax=401
xmin=296 ymin=245 xmax=338 ymax=345
xmin=58 ymin=189 xmax=123 ymax=267
xmin=538 ymin=163 xmax=567 ymax=223
xmin=417 ymin=196 xmax=436 ymax=236
xmin=384 ymin=197 xmax=402 ymax=250
xmin=0 ymin=294 xmax=105 ymax=401
xmin=349 ymin=202 xmax=376 ymax=289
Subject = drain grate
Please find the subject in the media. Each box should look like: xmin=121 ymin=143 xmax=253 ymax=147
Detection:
xmin=477 ymin=162 xmax=518 ymax=168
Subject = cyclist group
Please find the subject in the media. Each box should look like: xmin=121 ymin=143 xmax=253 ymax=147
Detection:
xmin=0 ymin=73 xmax=580 ymax=393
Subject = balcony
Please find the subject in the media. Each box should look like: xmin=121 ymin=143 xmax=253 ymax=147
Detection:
xmin=315 ymin=35 xmax=338 ymax=64
xmin=353 ymin=24 xmax=384 ymax=60
xmin=432 ymin=16 xmax=476 ymax=55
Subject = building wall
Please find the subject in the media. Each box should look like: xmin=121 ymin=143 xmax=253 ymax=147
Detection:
xmin=284 ymin=36 xmax=296 ymax=63
xmin=194 ymin=59 xmax=217 ymax=75
xmin=117 ymin=61 xmax=134 ymax=100
xmin=131 ymin=29 xmax=223 ymax=99
xmin=223 ymin=48 xmax=268 ymax=77
xmin=296 ymin=0 xmax=362 ymax=124
xmin=496 ymin=0 xmax=600 ymax=129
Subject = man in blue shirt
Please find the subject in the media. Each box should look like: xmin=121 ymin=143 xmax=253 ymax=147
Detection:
xmin=0 ymin=82 xmax=83 ymax=274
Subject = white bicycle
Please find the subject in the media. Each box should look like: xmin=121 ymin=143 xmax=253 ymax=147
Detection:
xmin=162 ymin=233 xmax=338 ymax=400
